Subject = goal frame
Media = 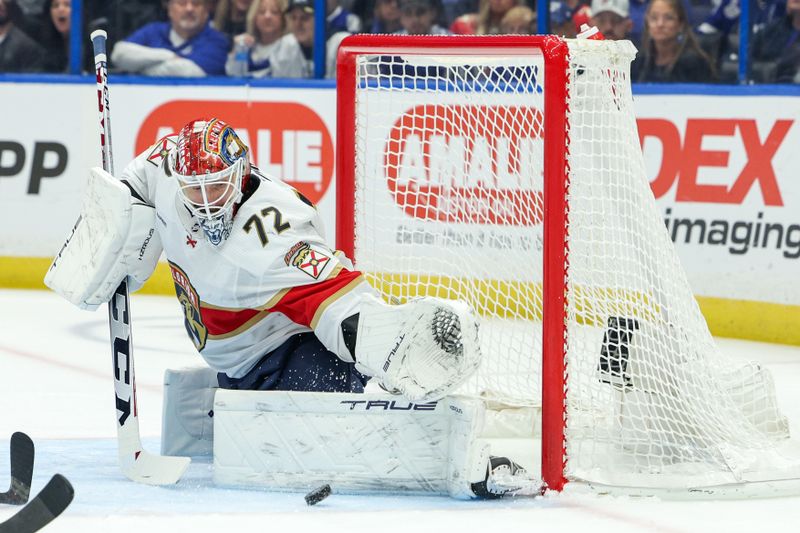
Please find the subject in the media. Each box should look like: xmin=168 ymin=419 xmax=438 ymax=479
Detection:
xmin=335 ymin=34 xmax=571 ymax=492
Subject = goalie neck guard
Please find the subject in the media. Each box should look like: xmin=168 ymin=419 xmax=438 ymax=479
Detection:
xmin=170 ymin=118 xmax=250 ymax=246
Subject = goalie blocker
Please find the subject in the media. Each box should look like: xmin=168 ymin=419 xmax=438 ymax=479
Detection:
xmin=44 ymin=167 xmax=162 ymax=310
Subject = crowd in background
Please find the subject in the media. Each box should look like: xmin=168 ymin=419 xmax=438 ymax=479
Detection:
xmin=0 ymin=0 xmax=798 ymax=83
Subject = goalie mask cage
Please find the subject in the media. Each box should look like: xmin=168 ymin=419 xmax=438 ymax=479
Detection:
xmin=335 ymin=34 xmax=800 ymax=496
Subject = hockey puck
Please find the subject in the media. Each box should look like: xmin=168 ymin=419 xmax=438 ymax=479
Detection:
xmin=305 ymin=484 xmax=332 ymax=506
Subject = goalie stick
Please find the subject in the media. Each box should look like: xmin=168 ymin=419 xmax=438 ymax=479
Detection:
xmin=0 ymin=433 xmax=34 ymax=505
xmin=0 ymin=474 xmax=74 ymax=533
xmin=90 ymin=29 xmax=190 ymax=485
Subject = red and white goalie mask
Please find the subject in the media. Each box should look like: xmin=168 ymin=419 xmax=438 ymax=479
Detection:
xmin=170 ymin=118 xmax=249 ymax=246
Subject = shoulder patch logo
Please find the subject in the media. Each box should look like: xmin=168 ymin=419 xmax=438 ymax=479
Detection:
xmin=285 ymin=242 xmax=331 ymax=279
xmin=147 ymin=134 xmax=177 ymax=167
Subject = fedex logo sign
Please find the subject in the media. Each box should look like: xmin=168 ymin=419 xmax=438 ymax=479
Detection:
xmin=136 ymin=101 xmax=334 ymax=203
xmin=384 ymin=104 xmax=544 ymax=226
xmin=638 ymin=118 xmax=793 ymax=206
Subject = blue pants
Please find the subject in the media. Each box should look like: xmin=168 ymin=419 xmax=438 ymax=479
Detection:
xmin=217 ymin=332 xmax=368 ymax=393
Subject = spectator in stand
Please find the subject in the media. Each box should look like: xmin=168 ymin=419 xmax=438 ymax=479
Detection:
xmin=370 ymin=0 xmax=402 ymax=32
xmin=751 ymin=0 xmax=800 ymax=82
xmin=15 ymin=0 xmax=44 ymax=36
xmin=396 ymin=0 xmax=449 ymax=34
xmin=353 ymin=0 xmax=433 ymax=31
xmin=547 ymin=0 xmax=579 ymax=37
xmin=550 ymin=0 xmax=592 ymax=38
xmin=499 ymin=4 xmax=535 ymax=33
xmin=694 ymin=0 xmax=785 ymax=76
xmin=269 ymin=0 xmax=349 ymax=78
xmin=0 ymin=0 xmax=44 ymax=72
xmin=627 ymin=0 xmax=646 ymax=44
xmin=84 ymin=1 xmax=167 ymax=57
xmin=440 ymin=0 xmax=477 ymax=28
xmin=36 ymin=0 xmax=94 ymax=73
xmin=567 ymin=0 xmax=592 ymax=33
xmin=350 ymin=0 xmax=374 ymax=29
xmin=112 ymin=0 xmax=229 ymax=77
xmin=632 ymin=0 xmax=717 ymax=82
xmin=39 ymin=0 xmax=72 ymax=72
xmin=775 ymin=46 xmax=800 ymax=82
xmin=451 ymin=0 xmax=524 ymax=34
xmin=542 ymin=0 xmax=591 ymax=37
xmin=589 ymin=0 xmax=633 ymax=42
xmin=226 ymin=0 xmax=287 ymax=76
xmin=327 ymin=0 xmax=362 ymax=33
xmin=214 ymin=0 xmax=254 ymax=39
xmin=367 ymin=0 xmax=448 ymax=77
xmin=697 ymin=0 xmax=786 ymax=36
xmin=16 ymin=0 xmax=42 ymax=16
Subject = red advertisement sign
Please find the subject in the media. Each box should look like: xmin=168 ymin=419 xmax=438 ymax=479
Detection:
xmin=136 ymin=101 xmax=334 ymax=204
xmin=638 ymin=118 xmax=793 ymax=206
xmin=384 ymin=104 xmax=545 ymax=226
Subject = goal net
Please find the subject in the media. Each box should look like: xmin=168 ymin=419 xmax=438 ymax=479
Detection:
xmin=335 ymin=34 xmax=800 ymax=494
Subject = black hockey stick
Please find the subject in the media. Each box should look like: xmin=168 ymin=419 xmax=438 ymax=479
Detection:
xmin=0 ymin=474 xmax=73 ymax=533
xmin=0 ymin=433 xmax=34 ymax=505
xmin=90 ymin=30 xmax=189 ymax=485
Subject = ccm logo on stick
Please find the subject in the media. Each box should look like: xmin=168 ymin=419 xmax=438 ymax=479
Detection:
xmin=109 ymin=283 xmax=133 ymax=426
xmin=0 ymin=141 xmax=68 ymax=194
xmin=638 ymin=118 xmax=793 ymax=206
xmin=385 ymin=104 xmax=545 ymax=226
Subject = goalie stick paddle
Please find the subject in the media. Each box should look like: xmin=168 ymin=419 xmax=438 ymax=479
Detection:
xmin=0 ymin=433 xmax=34 ymax=505
xmin=0 ymin=474 xmax=74 ymax=533
xmin=91 ymin=29 xmax=190 ymax=486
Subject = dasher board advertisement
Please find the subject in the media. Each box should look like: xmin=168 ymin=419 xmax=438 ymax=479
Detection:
xmin=0 ymin=82 xmax=797 ymax=338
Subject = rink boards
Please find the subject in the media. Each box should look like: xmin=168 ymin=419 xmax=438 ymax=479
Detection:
xmin=0 ymin=78 xmax=798 ymax=344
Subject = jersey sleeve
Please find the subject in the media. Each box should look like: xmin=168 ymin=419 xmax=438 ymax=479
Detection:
xmin=269 ymin=257 xmax=375 ymax=362
xmin=224 ymin=174 xmax=377 ymax=362
xmin=119 ymin=134 xmax=177 ymax=205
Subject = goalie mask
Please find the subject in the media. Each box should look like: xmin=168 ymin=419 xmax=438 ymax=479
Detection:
xmin=170 ymin=118 xmax=250 ymax=246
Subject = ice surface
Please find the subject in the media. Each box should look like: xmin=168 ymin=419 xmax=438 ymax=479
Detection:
xmin=1 ymin=289 xmax=800 ymax=532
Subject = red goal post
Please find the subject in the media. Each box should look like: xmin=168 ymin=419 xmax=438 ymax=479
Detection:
xmin=336 ymin=34 xmax=570 ymax=491
xmin=334 ymin=34 xmax=800 ymax=496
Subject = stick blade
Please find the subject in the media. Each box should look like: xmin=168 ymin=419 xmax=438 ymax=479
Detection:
xmin=0 ymin=474 xmax=74 ymax=533
xmin=122 ymin=451 xmax=190 ymax=486
xmin=0 ymin=432 xmax=34 ymax=505
xmin=115 ymin=390 xmax=190 ymax=485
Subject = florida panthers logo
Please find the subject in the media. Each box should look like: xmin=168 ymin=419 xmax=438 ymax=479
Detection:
xmin=146 ymin=134 xmax=177 ymax=167
xmin=284 ymin=241 xmax=331 ymax=279
xmin=169 ymin=261 xmax=208 ymax=351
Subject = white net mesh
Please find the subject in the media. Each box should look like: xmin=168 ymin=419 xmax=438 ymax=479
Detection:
xmin=344 ymin=36 xmax=800 ymax=490
xmin=353 ymin=50 xmax=546 ymax=410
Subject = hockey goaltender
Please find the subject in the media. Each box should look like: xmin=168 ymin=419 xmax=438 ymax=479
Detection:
xmin=45 ymin=118 xmax=540 ymax=499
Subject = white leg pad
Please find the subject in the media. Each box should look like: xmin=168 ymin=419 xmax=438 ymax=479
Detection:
xmin=212 ymin=390 xmax=490 ymax=498
xmin=161 ymin=367 xmax=219 ymax=457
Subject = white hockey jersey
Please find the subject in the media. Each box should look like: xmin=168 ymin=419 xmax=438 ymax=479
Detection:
xmin=121 ymin=135 xmax=374 ymax=378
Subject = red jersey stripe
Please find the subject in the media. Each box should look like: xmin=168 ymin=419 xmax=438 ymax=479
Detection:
xmin=196 ymin=270 xmax=363 ymax=337
xmin=200 ymin=306 xmax=262 ymax=337
xmin=271 ymin=269 xmax=365 ymax=327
